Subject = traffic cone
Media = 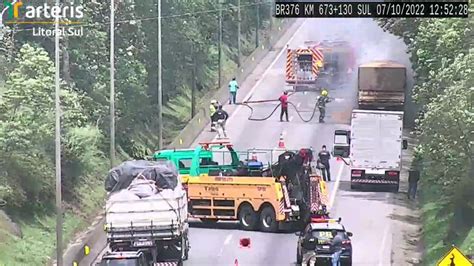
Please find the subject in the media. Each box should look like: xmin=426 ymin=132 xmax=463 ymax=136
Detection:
xmin=278 ymin=133 xmax=285 ymax=148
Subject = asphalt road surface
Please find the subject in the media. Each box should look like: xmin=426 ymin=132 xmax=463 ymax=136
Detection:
xmin=86 ymin=18 xmax=411 ymax=266
xmin=187 ymin=18 xmax=409 ymax=266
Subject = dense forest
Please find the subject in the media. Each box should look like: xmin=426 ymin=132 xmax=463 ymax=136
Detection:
xmin=0 ymin=0 xmax=277 ymax=264
xmin=379 ymin=13 xmax=473 ymax=265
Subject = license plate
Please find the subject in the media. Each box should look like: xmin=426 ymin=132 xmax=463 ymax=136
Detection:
xmin=133 ymin=240 xmax=154 ymax=247
xmin=322 ymin=245 xmax=330 ymax=249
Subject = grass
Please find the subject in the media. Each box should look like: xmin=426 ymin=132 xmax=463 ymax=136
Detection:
xmin=420 ymin=185 xmax=473 ymax=265
xmin=0 ymin=174 xmax=106 ymax=266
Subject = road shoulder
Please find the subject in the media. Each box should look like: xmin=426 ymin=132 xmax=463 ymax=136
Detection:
xmin=390 ymin=130 xmax=423 ymax=265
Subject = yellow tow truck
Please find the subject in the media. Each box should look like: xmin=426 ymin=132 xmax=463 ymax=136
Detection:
xmin=153 ymin=141 xmax=329 ymax=232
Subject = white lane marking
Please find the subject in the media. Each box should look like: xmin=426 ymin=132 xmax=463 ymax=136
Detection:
xmin=217 ymin=234 xmax=234 ymax=257
xmin=212 ymin=20 xmax=308 ymax=142
xmin=378 ymin=225 xmax=390 ymax=266
xmin=329 ymin=162 xmax=344 ymax=210
xmin=224 ymin=234 xmax=233 ymax=245
xmin=296 ymin=102 xmax=301 ymax=108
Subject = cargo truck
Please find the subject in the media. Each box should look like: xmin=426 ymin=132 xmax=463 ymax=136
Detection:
xmin=357 ymin=61 xmax=407 ymax=111
xmin=100 ymin=160 xmax=190 ymax=266
xmin=334 ymin=110 xmax=407 ymax=192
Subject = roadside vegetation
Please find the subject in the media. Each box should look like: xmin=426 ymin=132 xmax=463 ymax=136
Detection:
xmin=0 ymin=1 xmax=278 ymax=264
xmin=379 ymin=11 xmax=473 ymax=265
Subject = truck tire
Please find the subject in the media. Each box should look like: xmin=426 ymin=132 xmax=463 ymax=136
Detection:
xmin=259 ymin=206 xmax=278 ymax=232
xmin=238 ymin=204 xmax=258 ymax=231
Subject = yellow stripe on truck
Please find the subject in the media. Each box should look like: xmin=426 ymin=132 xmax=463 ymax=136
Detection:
xmin=275 ymin=182 xmax=283 ymax=201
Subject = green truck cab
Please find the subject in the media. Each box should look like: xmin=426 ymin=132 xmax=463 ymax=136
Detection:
xmin=152 ymin=141 xmax=241 ymax=178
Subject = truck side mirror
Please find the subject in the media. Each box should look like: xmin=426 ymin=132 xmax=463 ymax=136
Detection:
xmin=402 ymin=139 xmax=408 ymax=150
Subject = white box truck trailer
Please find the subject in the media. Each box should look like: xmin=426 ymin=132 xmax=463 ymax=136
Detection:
xmin=334 ymin=110 xmax=407 ymax=192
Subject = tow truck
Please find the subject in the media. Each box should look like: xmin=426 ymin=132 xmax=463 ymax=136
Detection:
xmin=153 ymin=141 xmax=329 ymax=232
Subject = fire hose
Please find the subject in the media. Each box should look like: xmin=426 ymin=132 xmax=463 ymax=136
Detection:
xmin=236 ymin=93 xmax=332 ymax=122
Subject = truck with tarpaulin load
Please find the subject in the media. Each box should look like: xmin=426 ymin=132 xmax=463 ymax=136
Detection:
xmin=99 ymin=160 xmax=190 ymax=266
xmin=357 ymin=60 xmax=407 ymax=111
xmin=153 ymin=141 xmax=330 ymax=232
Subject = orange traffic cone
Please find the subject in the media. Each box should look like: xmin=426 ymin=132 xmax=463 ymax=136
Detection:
xmin=278 ymin=133 xmax=285 ymax=148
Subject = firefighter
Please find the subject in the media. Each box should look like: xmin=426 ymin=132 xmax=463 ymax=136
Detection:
xmin=210 ymin=100 xmax=218 ymax=132
xmin=279 ymin=91 xmax=289 ymax=122
xmin=317 ymin=89 xmax=331 ymax=123
xmin=318 ymin=145 xmax=331 ymax=181
xmin=211 ymin=104 xmax=229 ymax=138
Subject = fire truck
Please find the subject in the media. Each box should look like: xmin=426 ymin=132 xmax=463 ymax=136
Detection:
xmin=153 ymin=141 xmax=330 ymax=232
xmin=285 ymin=40 xmax=354 ymax=92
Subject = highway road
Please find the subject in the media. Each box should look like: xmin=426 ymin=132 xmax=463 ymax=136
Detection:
xmin=84 ymin=18 xmax=411 ymax=266
xmin=187 ymin=18 xmax=410 ymax=266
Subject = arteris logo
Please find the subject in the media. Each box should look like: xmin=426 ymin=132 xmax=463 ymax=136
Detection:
xmin=2 ymin=0 xmax=83 ymax=24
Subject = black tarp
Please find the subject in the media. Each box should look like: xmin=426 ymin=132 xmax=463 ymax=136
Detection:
xmin=104 ymin=160 xmax=178 ymax=192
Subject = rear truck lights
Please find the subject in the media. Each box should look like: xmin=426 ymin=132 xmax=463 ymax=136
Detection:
xmin=351 ymin=170 xmax=363 ymax=177
xmin=386 ymin=171 xmax=399 ymax=176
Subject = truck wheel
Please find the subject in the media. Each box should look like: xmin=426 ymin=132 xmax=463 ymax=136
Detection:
xmin=238 ymin=204 xmax=258 ymax=231
xmin=259 ymin=206 xmax=278 ymax=232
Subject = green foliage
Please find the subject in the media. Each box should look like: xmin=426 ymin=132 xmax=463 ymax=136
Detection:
xmin=0 ymin=0 xmax=277 ymax=263
xmin=0 ymin=44 xmax=104 ymax=212
xmin=379 ymin=12 xmax=473 ymax=265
